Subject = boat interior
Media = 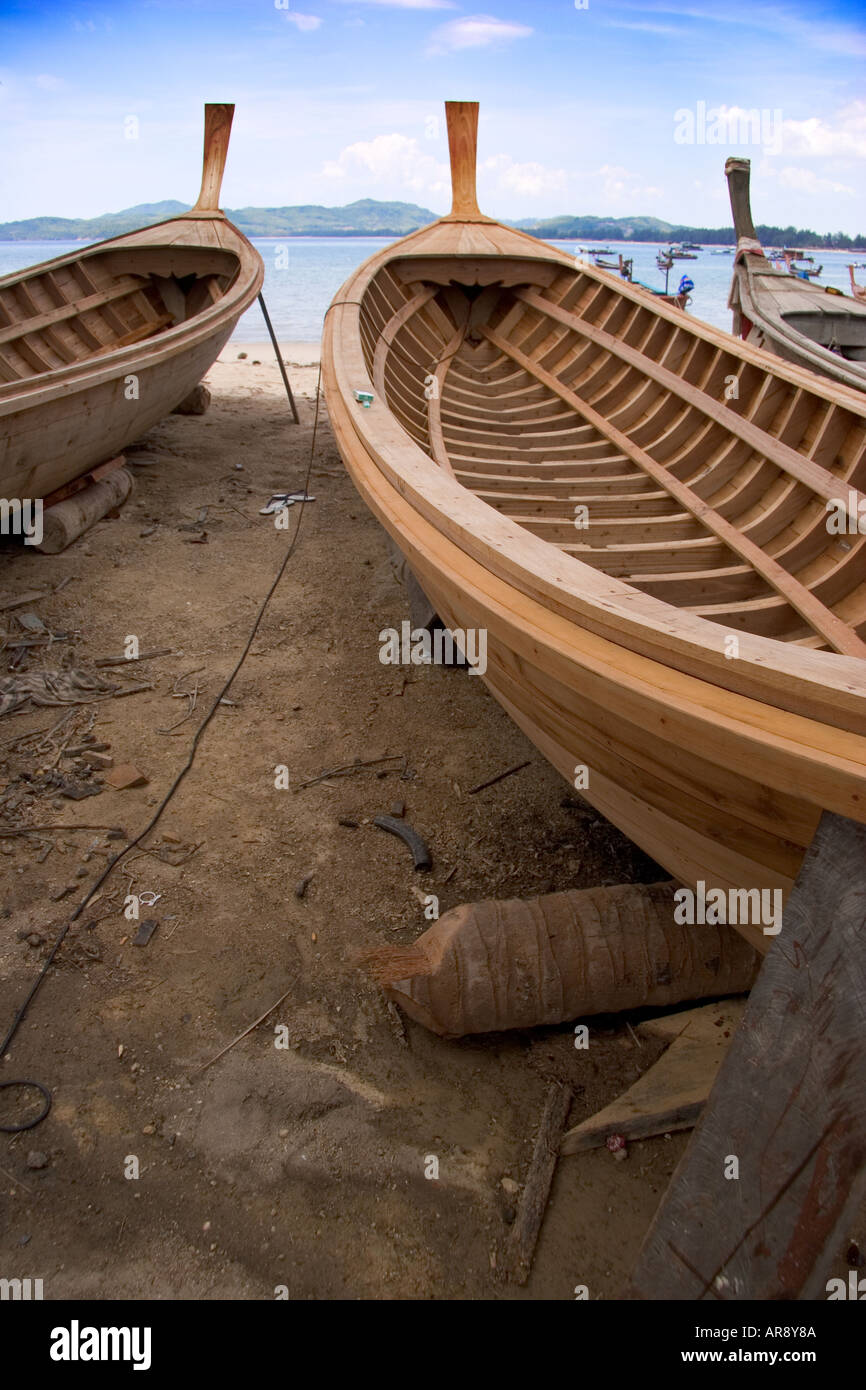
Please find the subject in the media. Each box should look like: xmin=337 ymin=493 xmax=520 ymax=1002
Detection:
xmin=0 ymin=244 xmax=240 ymax=385
xmin=359 ymin=256 xmax=866 ymax=655
xmin=780 ymin=310 xmax=866 ymax=361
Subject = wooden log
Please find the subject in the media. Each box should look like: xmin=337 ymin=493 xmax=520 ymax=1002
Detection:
xmin=628 ymin=811 xmax=866 ymax=1300
xmin=36 ymin=467 xmax=134 ymax=554
xmin=561 ymin=1001 xmax=745 ymax=1155
xmin=504 ymin=1081 xmax=573 ymax=1285
xmin=359 ymin=881 xmax=760 ymax=1037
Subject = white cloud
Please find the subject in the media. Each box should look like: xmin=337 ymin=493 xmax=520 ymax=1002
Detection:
xmin=428 ymin=15 xmax=533 ymax=54
xmin=322 ymin=132 xmax=448 ymax=195
xmin=629 ymin=4 xmax=866 ymax=58
xmin=593 ymin=163 xmax=662 ymax=204
xmin=482 ymin=153 xmax=566 ymax=198
xmin=605 ymin=20 xmax=682 ymax=35
xmin=767 ymin=164 xmax=854 ymax=197
xmin=35 ymin=74 xmax=64 ymax=90
xmin=780 ymin=102 xmax=866 ymax=160
xmin=281 ymin=10 xmax=322 ymax=30
xmin=334 ymin=0 xmax=454 ymax=8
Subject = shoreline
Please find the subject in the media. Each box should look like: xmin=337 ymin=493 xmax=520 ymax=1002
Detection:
xmin=220 ymin=339 xmax=321 ymax=364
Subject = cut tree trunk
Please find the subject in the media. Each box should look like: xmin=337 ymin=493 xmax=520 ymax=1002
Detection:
xmin=360 ymin=881 xmax=759 ymax=1037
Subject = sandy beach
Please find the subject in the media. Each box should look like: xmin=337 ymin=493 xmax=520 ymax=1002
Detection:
xmin=0 ymin=342 xmax=695 ymax=1299
xmin=2 ymin=344 xmax=859 ymax=1300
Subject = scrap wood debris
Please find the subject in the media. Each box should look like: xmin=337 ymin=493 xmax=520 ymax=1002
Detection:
xmin=0 ymin=668 xmax=150 ymax=717
xmin=502 ymin=1081 xmax=574 ymax=1286
xmin=467 ymin=760 xmax=531 ymax=796
xmin=293 ymin=753 xmax=410 ymax=791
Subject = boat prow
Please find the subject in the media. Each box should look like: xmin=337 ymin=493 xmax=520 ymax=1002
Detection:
xmin=0 ymin=104 xmax=264 ymax=501
xmin=725 ymin=156 xmax=866 ymax=392
xmin=323 ymin=103 xmax=866 ymax=950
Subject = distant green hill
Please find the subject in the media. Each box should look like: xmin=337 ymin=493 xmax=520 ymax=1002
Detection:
xmin=1 ymin=199 xmax=863 ymax=249
xmin=0 ymin=202 xmax=190 ymax=241
xmin=515 ymin=213 xmax=676 ymax=240
xmin=227 ymin=198 xmax=438 ymax=235
xmin=0 ymin=198 xmax=438 ymax=241
xmin=515 ymin=213 xmax=866 ymax=250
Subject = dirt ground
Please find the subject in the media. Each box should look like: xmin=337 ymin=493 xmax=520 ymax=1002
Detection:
xmin=0 ymin=342 xmax=792 ymax=1300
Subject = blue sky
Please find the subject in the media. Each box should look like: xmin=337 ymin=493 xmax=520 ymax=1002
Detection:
xmin=2 ymin=0 xmax=864 ymax=231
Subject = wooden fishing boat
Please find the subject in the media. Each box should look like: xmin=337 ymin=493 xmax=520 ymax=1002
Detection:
xmin=850 ymin=265 xmax=866 ymax=303
xmin=624 ymin=268 xmax=691 ymax=311
xmin=0 ymin=104 xmax=263 ymax=501
xmin=726 ymin=157 xmax=866 ymax=393
xmin=323 ymin=102 xmax=866 ymax=953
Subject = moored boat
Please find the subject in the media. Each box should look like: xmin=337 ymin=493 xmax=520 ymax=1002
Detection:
xmin=726 ymin=157 xmax=866 ymax=392
xmin=0 ymin=104 xmax=264 ymax=501
xmin=323 ymin=103 xmax=866 ymax=951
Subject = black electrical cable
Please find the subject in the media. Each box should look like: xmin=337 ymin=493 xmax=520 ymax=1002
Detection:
xmin=0 ymin=321 xmax=320 ymax=1133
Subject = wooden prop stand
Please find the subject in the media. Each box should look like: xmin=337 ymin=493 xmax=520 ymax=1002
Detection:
xmin=629 ymin=811 xmax=866 ymax=1300
xmin=258 ymin=293 xmax=300 ymax=425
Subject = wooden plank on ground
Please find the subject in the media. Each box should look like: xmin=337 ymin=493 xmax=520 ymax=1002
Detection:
xmin=628 ymin=811 xmax=866 ymax=1300
xmin=561 ymin=1001 xmax=745 ymax=1155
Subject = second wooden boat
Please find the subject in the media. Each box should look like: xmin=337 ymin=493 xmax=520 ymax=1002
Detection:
xmin=726 ymin=157 xmax=866 ymax=392
xmin=324 ymin=102 xmax=866 ymax=951
xmin=0 ymin=104 xmax=264 ymax=501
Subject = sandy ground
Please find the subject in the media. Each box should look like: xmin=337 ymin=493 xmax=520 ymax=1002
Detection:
xmin=0 ymin=340 xmax=845 ymax=1301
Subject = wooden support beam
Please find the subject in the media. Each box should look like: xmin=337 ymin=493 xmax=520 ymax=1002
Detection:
xmin=628 ymin=811 xmax=866 ymax=1301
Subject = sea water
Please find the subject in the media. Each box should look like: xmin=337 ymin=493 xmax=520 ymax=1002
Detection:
xmin=0 ymin=236 xmax=861 ymax=343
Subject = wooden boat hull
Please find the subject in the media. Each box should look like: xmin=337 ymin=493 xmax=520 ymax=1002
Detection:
xmin=324 ymin=106 xmax=866 ymax=952
xmin=0 ymin=106 xmax=263 ymax=500
xmin=726 ymin=158 xmax=866 ymax=393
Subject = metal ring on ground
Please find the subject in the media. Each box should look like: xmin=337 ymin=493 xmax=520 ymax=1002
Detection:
xmin=0 ymin=1079 xmax=52 ymax=1132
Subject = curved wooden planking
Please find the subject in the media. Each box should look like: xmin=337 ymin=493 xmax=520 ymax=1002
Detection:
xmin=323 ymin=102 xmax=866 ymax=948
xmin=0 ymin=103 xmax=264 ymax=499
